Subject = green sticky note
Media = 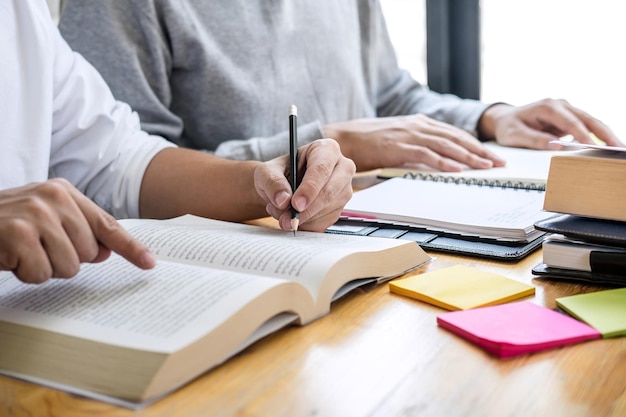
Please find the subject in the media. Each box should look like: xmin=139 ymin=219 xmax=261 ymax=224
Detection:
xmin=389 ymin=265 xmax=535 ymax=311
xmin=556 ymin=288 xmax=626 ymax=338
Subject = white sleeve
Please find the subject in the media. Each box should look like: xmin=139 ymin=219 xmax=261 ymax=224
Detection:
xmin=48 ymin=23 xmax=174 ymax=219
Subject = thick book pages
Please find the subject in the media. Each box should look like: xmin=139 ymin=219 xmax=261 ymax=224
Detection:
xmin=437 ymin=301 xmax=601 ymax=358
xmin=0 ymin=215 xmax=430 ymax=406
xmin=342 ymin=177 xmax=555 ymax=241
xmin=542 ymin=236 xmax=626 ymax=273
xmin=544 ymin=147 xmax=626 ymax=221
xmin=378 ymin=142 xmax=565 ymax=191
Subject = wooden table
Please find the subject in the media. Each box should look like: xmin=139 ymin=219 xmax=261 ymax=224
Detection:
xmin=2 ymin=231 xmax=624 ymax=417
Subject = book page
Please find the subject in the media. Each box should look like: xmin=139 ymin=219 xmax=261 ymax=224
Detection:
xmin=550 ymin=140 xmax=626 ymax=153
xmin=121 ymin=215 xmax=413 ymax=299
xmin=0 ymin=255 xmax=292 ymax=352
xmin=0 ymin=217 xmax=419 ymax=351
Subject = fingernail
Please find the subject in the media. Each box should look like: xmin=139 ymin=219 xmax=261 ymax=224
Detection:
xmin=141 ymin=251 xmax=157 ymax=269
xmin=447 ymin=162 xmax=464 ymax=172
xmin=293 ymin=196 xmax=307 ymax=212
xmin=275 ymin=191 xmax=290 ymax=207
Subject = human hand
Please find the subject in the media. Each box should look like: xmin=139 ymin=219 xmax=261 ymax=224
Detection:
xmin=0 ymin=179 xmax=156 ymax=284
xmin=479 ymin=99 xmax=624 ymax=149
xmin=323 ymin=115 xmax=506 ymax=172
xmin=253 ymin=138 xmax=355 ymax=232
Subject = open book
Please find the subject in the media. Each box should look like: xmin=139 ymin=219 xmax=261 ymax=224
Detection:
xmin=0 ymin=215 xmax=429 ymax=407
xmin=378 ymin=142 xmax=566 ymax=191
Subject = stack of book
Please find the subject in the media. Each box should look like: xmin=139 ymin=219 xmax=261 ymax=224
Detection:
xmin=532 ymin=146 xmax=626 ymax=286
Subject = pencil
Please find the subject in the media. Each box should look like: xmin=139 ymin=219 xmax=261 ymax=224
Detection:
xmin=289 ymin=104 xmax=299 ymax=235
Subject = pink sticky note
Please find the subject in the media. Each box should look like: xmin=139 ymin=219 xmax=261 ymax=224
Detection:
xmin=437 ymin=301 xmax=601 ymax=358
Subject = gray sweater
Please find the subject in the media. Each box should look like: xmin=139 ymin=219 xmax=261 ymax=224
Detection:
xmin=59 ymin=0 xmax=490 ymax=161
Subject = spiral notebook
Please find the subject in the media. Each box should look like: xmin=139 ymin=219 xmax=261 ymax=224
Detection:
xmin=340 ymin=177 xmax=556 ymax=242
xmin=377 ymin=142 xmax=565 ymax=191
xmin=329 ymin=145 xmax=564 ymax=259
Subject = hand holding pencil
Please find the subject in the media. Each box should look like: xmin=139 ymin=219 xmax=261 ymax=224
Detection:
xmin=252 ymin=109 xmax=356 ymax=233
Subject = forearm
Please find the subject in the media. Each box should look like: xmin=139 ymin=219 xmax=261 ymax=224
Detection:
xmin=139 ymin=148 xmax=267 ymax=221
xmin=378 ymin=73 xmax=490 ymax=135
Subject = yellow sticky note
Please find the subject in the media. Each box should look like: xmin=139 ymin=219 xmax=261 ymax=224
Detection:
xmin=389 ymin=265 xmax=535 ymax=310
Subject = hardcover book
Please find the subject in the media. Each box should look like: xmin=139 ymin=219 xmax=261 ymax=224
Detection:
xmin=544 ymin=148 xmax=626 ymax=221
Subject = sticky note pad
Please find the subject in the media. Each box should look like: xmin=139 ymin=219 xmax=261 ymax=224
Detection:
xmin=556 ymin=288 xmax=626 ymax=338
xmin=389 ymin=264 xmax=534 ymax=310
xmin=437 ymin=301 xmax=601 ymax=358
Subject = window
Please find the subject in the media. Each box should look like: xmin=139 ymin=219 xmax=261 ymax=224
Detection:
xmin=380 ymin=0 xmax=428 ymax=85
xmin=481 ymin=0 xmax=626 ymax=140
xmin=384 ymin=0 xmax=626 ymax=140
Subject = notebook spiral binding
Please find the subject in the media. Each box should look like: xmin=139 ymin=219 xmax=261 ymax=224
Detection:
xmin=401 ymin=172 xmax=546 ymax=191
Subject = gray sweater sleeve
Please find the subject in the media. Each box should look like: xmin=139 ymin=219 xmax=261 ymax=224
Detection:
xmin=213 ymin=121 xmax=324 ymax=160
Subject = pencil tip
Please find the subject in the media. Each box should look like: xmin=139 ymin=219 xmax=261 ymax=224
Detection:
xmin=290 ymin=217 xmax=299 ymax=235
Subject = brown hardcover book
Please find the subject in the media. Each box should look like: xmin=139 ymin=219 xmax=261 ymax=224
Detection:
xmin=543 ymin=149 xmax=626 ymax=221
xmin=0 ymin=215 xmax=429 ymax=407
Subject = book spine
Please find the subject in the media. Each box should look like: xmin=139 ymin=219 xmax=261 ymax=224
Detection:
xmin=402 ymin=172 xmax=546 ymax=191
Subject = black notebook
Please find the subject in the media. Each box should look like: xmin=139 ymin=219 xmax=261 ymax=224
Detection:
xmin=532 ymin=263 xmax=626 ymax=287
xmin=534 ymin=214 xmax=626 ymax=246
xmin=326 ymin=219 xmax=546 ymax=261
